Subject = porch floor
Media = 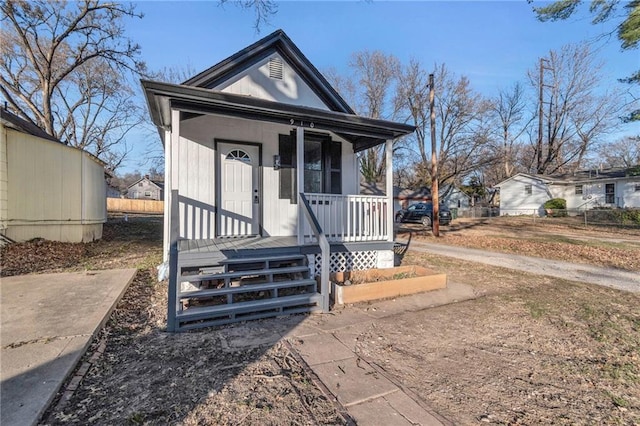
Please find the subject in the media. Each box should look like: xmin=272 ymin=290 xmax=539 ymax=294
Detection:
xmin=178 ymin=236 xmax=300 ymax=258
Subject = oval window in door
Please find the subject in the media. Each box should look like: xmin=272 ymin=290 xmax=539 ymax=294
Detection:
xmin=225 ymin=149 xmax=251 ymax=163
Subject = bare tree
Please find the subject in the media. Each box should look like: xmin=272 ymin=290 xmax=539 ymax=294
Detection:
xmin=219 ymin=0 xmax=277 ymax=32
xmin=489 ymin=82 xmax=532 ymax=180
xmin=396 ymin=62 xmax=496 ymax=190
xmin=527 ymin=43 xmax=625 ymax=174
xmin=346 ymin=51 xmax=400 ymax=183
xmin=0 ymin=0 xmax=146 ymax=171
xmin=597 ymin=136 xmax=640 ymax=167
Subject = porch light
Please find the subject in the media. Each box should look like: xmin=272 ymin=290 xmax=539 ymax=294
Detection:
xmin=273 ymin=155 xmax=281 ymax=170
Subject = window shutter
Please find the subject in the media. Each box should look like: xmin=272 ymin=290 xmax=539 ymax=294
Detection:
xmin=279 ymin=133 xmax=297 ymax=203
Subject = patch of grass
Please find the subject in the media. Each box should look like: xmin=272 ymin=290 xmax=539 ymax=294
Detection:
xmin=605 ymin=391 xmax=629 ymax=408
xmin=128 ymin=412 xmax=145 ymax=425
xmin=525 ymin=300 xmax=548 ymax=319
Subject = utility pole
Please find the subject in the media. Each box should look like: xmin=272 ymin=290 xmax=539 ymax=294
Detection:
xmin=537 ymin=57 xmax=550 ymax=174
xmin=429 ymin=73 xmax=439 ymax=237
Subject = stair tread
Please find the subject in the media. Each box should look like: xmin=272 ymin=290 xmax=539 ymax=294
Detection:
xmin=177 ymin=293 xmax=322 ymax=319
xmin=180 ymin=265 xmax=310 ymax=283
xmin=180 ymin=279 xmax=317 ymax=299
xmin=220 ymin=254 xmax=306 ymax=265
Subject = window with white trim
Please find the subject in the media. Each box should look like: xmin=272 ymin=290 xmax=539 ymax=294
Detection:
xmin=575 ymin=185 xmax=583 ymax=195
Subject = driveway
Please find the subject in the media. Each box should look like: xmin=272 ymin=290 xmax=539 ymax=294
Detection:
xmin=401 ymin=239 xmax=640 ymax=293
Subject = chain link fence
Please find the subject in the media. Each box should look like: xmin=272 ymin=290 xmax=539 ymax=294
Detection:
xmin=453 ymin=207 xmax=640 ymax=229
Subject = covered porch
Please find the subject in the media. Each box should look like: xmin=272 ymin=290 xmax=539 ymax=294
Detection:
xmin=144 ymin=80 xmax=415 ymax=330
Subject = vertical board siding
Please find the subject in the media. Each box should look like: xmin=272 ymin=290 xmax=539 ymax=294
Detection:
xmin=0 ymin=124 xmax=8 ymax=228
xmin=2 ymin=126 xmax=106 ymax=242
xmin=175 ymin=115 xmax=361 ymax=239
xmin=215 ymin=52 xmax=329 ymax=111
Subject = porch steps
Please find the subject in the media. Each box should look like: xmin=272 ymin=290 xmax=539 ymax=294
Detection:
xmin=179 ymin=278 xmax=317 ymax=300
xmin=179 ymin=265 xmax=311 ymax=283
xmin=176 ymin=294 xmax=322 ymax=330
xmin=173 ymin=250 xmax=321 ymax=330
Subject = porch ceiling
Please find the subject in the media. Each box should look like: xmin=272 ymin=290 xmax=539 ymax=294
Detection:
xmin=142 ymin=80 xmax=415 ymax=152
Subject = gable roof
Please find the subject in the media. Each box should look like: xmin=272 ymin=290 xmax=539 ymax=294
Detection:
xmin=142 ymin=80 xmax=414 ymax=152
xmin=126 ymin=176 xmax=164 ymax=191
xmin=1 ymin=108 xmax=107 ymax=167
xmin=1 ymin=108 xmax=61 ymax=143
xmin=494 ymin=173 xmax=553 ymax=188
xmin=184 ymin=29 xmax=354 ymax=114
xmin=495 ymin=167 xmax=640 ymax=188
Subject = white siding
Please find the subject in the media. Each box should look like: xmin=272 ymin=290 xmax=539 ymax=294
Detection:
xmin=215 ymin=52 xmax=329 ymax=111
xmin=622 ymin=180 xmax=640 ymax=208
xmin=0 ymin=122 xmax=8 ymax=230
xmin=175 ymin=114 xmax=356 ymax=238
xmin=2 ymin=126 xmax=105 ymax=242
xmin=499 ymin=175 xmax=550 ymax=216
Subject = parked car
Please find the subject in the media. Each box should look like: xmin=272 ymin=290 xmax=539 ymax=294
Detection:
xmin=395 ymin=202 xmax=452 ymax=227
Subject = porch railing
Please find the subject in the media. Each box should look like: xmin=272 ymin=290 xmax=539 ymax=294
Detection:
xmin=299 ymin=193 xmax=330 ymax=312
xmin=301 ymin=193 xmax=390 ymax=244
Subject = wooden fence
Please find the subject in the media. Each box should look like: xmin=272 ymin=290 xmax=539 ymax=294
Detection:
xmin=107 ymin=197 xmax=164 ymax=214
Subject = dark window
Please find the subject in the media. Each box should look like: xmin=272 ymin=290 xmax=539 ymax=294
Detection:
xmin=278 ymin=133 xmax=296 ymax=203
xmin=635 ymin=183 xmax=640 ymax=192
xmin=524 ymin=184 xmax=532 ymax=195
xmin=605 ymin=183 xmax=615 ymax=204
xmin=575 ymin=185 xmax=583 ymax=195
xmin=278 ymin=132 xmax=342 ymax=202
xmin=304 ymin=139 xmax=323 ymax=193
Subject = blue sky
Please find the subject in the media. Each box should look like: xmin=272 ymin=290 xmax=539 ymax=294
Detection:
xmin=124 ymin=0 xmax=640 ymax=173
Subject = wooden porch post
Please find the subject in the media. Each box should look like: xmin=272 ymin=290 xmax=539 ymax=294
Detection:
xmin=162 ymin=127 xmax=172 ymax=263
xmin=296 ymin=126 xmax=305 ymax=245
xmin=386 ymin=138 xmax=394 ymax=242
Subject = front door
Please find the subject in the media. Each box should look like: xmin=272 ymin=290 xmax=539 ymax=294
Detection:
xmin=218 ymin=143 xmax=260 ymax=236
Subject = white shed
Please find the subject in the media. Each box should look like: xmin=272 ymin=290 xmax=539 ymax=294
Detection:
xmin=0 ymin=109 xmax=107 ymax=242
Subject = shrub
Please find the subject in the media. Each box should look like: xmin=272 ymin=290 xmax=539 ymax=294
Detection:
xmin=544 ymin=198 xmax=567 ymax=217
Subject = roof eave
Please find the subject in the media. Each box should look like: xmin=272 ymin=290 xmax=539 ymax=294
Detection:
xmin=142 ymin=80 xmax=415 ymax=152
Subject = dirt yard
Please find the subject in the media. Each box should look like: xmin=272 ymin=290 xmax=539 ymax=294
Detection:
xmin=1 ymin=216 xmax=638 ymax=424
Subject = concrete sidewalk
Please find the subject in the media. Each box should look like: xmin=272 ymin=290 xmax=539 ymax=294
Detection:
xmin=280 ymin=281 xmax=477 ymax=425
xmin=1 ymin=269 xmax=137 ymax=426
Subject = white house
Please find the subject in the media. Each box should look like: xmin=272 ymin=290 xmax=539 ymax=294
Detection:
xmin=0 ymin=109 xmax=107 ymax=242
xmin=495 ymin=168 xmax=640 ymax=216
xmin=440 ymin=186 xmax=472 ymax=211
xmin=142 ymin=30 xmax=415 ymax=330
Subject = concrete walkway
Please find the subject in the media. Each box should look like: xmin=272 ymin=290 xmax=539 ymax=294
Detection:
xmin=0 ymin=269 xmax=137 ymax=426
xmin=283 ymin=281 xmax=477 ymax=425
xmin=213 ymin=281 xmax=479 ymax=425
xmin=402 ymin=239 xmax=640 ymax=293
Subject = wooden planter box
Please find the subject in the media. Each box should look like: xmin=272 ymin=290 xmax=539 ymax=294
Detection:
xmin=331 ymin=265 xmax=447 ymax=305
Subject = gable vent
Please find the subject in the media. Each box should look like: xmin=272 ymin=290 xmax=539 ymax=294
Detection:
xmin=268 ymin=57 xmax=283 ymax=80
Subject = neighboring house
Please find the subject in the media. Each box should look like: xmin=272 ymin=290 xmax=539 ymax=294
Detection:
xmin=106 ymin=182 xmax=123 ymax=198
xmin=126 ymin=175 xmax=164 ymax=200
xmin=440 ymin=186 xmax=472 ymax=211
xmin=105 ymin=169 xmax=123 ymax=198
xmin=495 ymin=168 xmax=640 ymax=216
xmin=0 ymin=109 xmax=107 ymax=242
xmin=142 ymin=29 xmax=415 ymax=330
xmin=360 ymin=182 xmax=431 ymax=214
